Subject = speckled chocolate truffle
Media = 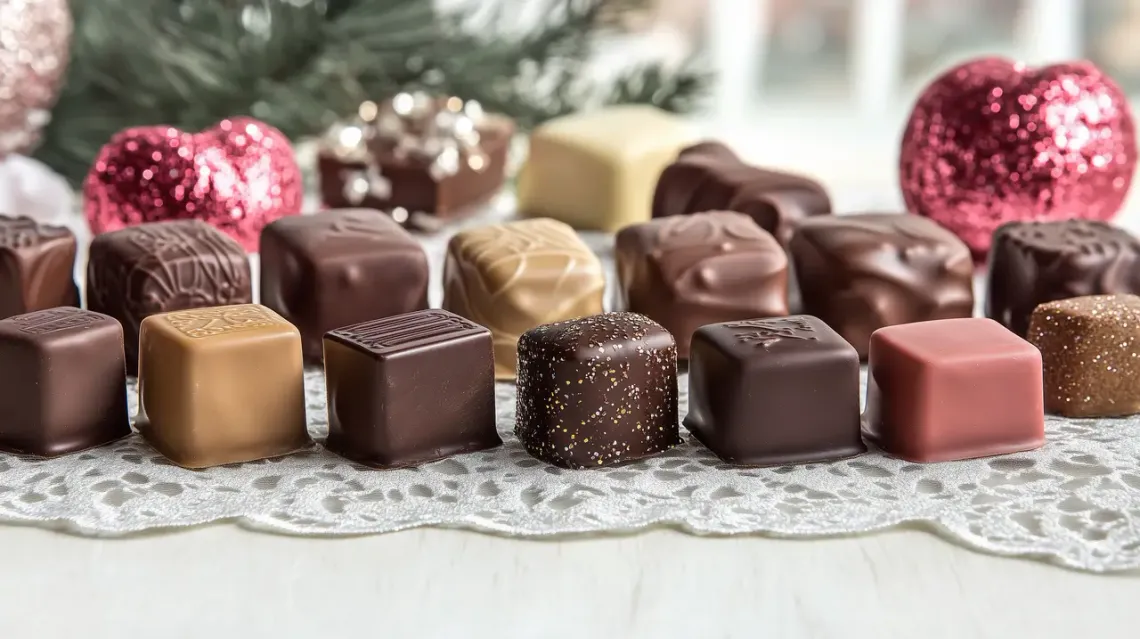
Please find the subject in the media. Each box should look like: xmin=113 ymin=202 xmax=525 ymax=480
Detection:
xmin=515 ymin=312 xmax=681 ymax=469
xmin=1028 ymin=294 xmax=1140 ymax=417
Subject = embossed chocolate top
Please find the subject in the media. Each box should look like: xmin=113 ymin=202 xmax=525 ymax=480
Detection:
xmin=327 ymin=309 xmax=485 ymax=356
xmin=3 ymin=307 xmax=108 ymax=336
xmin=265 ymin=208 xmax=422 ymax=255
xmin=0 ymin=215 xmax=80 ymax=320
xmin=0 ymin=215 xmax=72 ymax=248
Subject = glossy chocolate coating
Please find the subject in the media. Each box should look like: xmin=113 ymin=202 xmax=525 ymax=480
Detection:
xmin=87 ymin=220 xmax=252 ymax=374
xmin=260 ymin=209 xmax=429 ymax=361
xmin=0 ymin=215 xmax=79 ymax=319
xmin=685 ymin=315 xmax=865 ymax=466
xmin=790 ymin=213 xmax=974 ymax=358
xmin=615 ymin=211 xmax=788 ymax=358
xmin=651 ymin=141 xmax=830 ymax=246
xmin=515 ymin=312 xmax=681 ymax=469
xmin=136 ymin=304 xmax=309 ymax=468
xmin=986 ymin=220 xmax=1140 ymax=337
xmin=324 ymin=309 xmax=501 ymax=468
xmin=0 ymin=307 xmax=130 ymax=457
xmin=864 ymin=318 xmax=1044 ymax=462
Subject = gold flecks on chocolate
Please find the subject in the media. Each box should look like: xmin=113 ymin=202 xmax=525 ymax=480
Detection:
xmin=1027 ymin=294 xmax=1140 ymax=418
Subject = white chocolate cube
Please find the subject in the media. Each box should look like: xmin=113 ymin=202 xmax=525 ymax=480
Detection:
xmin=517 ymin=106 xmax=694 ymax=232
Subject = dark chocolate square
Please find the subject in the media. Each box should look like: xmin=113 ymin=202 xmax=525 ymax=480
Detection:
xmin=86 ymin=220 xmax=252 ymax=374
xmin=986 ymin=219 xmax=1140 ymax=337
xmin=0 ymin=215 xmax=79 ymax=319
xmin=685 ymin=315 xmax=864 ymax=466
xmin=515 ymin=312 xmax=681 ymax=469
xmin=790 ymin=213 xmax=974 ymax=358
xmin=0 ymin=307 xmax=130 ymax=457
xmin=260 ymin=209 xmax=430 ymax=360
xmin=323 ymin=309 xmax=501 ymax=468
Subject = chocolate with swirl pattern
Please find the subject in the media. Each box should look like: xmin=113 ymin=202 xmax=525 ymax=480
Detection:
xmin=0 ymin=215 xmax=80 ymax=320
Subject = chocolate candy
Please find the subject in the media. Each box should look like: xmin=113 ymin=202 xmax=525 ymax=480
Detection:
xmin=260 ymin=209 xmax=429 ymax=360
xmin=136 ymin=304 xmax=309 ymax=468
xmin=986 ymin=220 xmax=1140 ymax=337
xmin=864 ymin=318 xmax=1044 ymax=462
xmin=324 ymin=309 xmax=501 ymax=468
xmin=615 ymin=211 xmax=788 ymax=358
xmin=652 ymin=142 xmax=831 ymax=246
xmin=1028 ymin=294 xmax=1140 ymax=417
xmin=87 ymin=220 xmax=252 ymax=374
xmin=0 ymin=307 xmax=130 ymax=457
xmin=443 ymin=218 xmax=605 ymax=379
xmin=0 ymin=215 xmax=79 ymax=319
xmin=515 ymin=312 xmax=680 ymax=469
xmin=517 ymin=105 xmax=694 ymax=232
xmin=790 ymin=213 xmax=974 ymax=358
xmin=685 ymin=316 xmax=864 ymax=466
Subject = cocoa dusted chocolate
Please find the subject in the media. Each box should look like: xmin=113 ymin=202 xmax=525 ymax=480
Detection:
xmin=324 ymin=309 xmax=501 ymax=468
xmin=615 ymin=211 xmax=788 ymax=358
xmin=515 ymin=312 xmax=681 ymax=469
xmin=260 ymin=209 xmax=429 ymax=361
xmin=0 ymin=215 xmax=80 ymax=319
xmin=790 ymin=213 xmax=974 ymax=358
xmin=864 ymin=318 xmax=1045 ymax=463
xmin=0 ymin=307 xmax=131 ymax=457
xmin=986 ymin=219 xmax=1140 ymax=337
xmin=685 ymin=315 xmax=865 ymax=466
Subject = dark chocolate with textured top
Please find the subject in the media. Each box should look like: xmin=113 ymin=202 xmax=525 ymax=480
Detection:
xmin=0 ymin=215 xmax=80 ymax=319
xmin=324 ymin=309 xmax=501 ymax=468
xmin=515 ymin=312 xmax=680 ymax=469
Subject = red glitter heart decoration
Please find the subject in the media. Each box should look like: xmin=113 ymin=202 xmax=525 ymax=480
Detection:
xmin=900 ymin=57 xmax=1137 ymax=259
xmin=83 ymin=117 xmax=302 ymax=251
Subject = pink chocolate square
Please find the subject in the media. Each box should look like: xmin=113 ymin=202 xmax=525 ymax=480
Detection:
xmin=863 ymin=317 xmax=1044 ymax=462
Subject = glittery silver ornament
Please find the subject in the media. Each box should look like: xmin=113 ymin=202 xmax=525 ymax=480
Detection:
xmin=0 ymin=0 xmax=72 ymax=156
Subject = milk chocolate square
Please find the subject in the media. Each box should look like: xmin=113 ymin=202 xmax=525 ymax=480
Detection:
xmin=0 ymin=308 xmax=130 ymax=457
xmin=790 ymin=214 xmax=974 ymax=358
xmin=0 ymin=215 xmax=80 ymax=319
xmin=1028 ymin=294 xmax=1140 ymax=417
xmin=136 ymin=304 xmax=309 ymax=468
xmin=517 ymin=105 xmax=694 ymax=231
xmin=616 ymin=211 xmax=788 ymax=358
xmin=260 ymin=209 xmax=429 ymax=360
xmin=652 ymin=142 xmax=831 ymax=246
xmin=443 ymin=218 xmax=605 ymax=379
xmin=516 ymin=312 xmax=680 ymax=469
xmin=986 ymin=220 xmax=1140 ymax=337
xmin=685 ymin=316 xmax=865 ymax=466
xmin=87 ymin=220 xmax=252 ymax=374
xmin=864 ymin=318 xmax=1045 ymax=463
xmin=324 ymin=309 xmax=501 ymax=468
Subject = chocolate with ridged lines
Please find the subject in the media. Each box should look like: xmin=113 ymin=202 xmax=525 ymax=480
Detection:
xmin=0 ymin=215 xmax=80 ymax=320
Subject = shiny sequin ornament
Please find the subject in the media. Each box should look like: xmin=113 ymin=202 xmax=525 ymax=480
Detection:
xmin=900 ymin=57 xmax=1137 ymax=259
xmin=0 ymin=0 xmax=71 ymax=156
xmin=83 ymin=117 xmax=302 ymax=251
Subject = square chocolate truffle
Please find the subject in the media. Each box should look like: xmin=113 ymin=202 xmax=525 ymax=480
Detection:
xmin=651 ymin=142 xmax=831 ymax=246
xmin=685 ymin=315 xmax=864 ymax=466
xmin=443 ymin=218 xmax=605 ymax=379
xmin=0 ymin=215 xmax=80 ymax=319
xmin=0 ymin=307 xmax=130 ymax=457
xmin=324 ymin=309 xmax=501 ymax=468
xmin=1028 ymin=294 xmax=1140 ymax=417
xmin=515 ymin=312 xmax=681 ymax=469
xmin=87 ymin=220 xmax=252 ymax=374
xmin=136 ymin=304 xmax=309 ymax=468
xmin=864 ymin=318 xmax=1045 ymax=463
xmin=615 ymin=211 xmax=788 ymax=358
xmin=517 ymin=105 xmax=694 ymax=231
xmin=260 ymin=209 xmax=429 ymax=360
xmin=986 ymin=220 xmax=1140 ymax=337
xmin=790 ymin=213 xmax=974 ymax=358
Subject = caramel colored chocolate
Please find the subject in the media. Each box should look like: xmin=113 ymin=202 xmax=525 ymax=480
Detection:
xmin=652 ymin=142 xmax=831 ymax=245
xmin=517 ymin=105 xmax=694 ymax=232
xmin=864 ymin=318 xmax=1045 ymax=463
xmin=136 ymin=304 xmax=309 ymax=468
xmin=443 ymin=218 xmax=605 ymax=379
xmin=1028 ymin=294 xmax=1140 ymax=417
xmin=0 ymin=215 xmax=80 ymax=319
xmin=616 ymin=211 xmax=788 ymax=358
xmin=790 ymin=214 xmax=974 ymax=358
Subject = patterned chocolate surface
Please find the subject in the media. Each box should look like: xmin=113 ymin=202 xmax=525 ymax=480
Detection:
xmin=165 ymin=305 xmax=282 ymax=339
xmin=328 ymin=310 xmax=483 ymax=355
